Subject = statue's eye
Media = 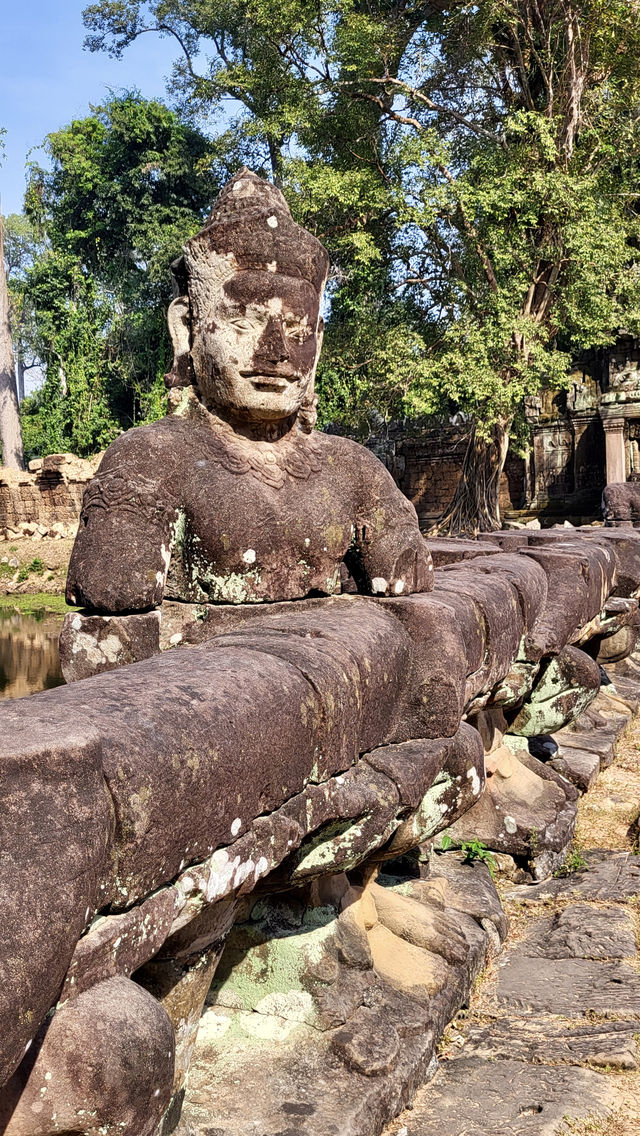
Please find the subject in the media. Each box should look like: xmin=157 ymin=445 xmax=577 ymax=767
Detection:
xmin=284 ymin=320 xmax=309 ymax=342
xmin=229 ymin=318 xmax=253 ymax=332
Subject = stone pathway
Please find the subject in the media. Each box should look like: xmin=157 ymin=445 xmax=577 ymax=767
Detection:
xmin=384 ymin=718 xmax=640 ymax=1136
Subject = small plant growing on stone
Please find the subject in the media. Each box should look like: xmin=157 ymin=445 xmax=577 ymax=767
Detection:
xmin=438 ymin=834 xmax=496 ymax=875
xmin=461 ymin=839 xmax=497 ymax=876
xmin=554 ymin=848 xmax=588 ymax=877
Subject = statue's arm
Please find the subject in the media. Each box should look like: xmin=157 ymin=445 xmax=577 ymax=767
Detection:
xmin=65 ymin=431 xmax=178 ymax=613
xmin=344 ymin=446 xmax=434 ymax=596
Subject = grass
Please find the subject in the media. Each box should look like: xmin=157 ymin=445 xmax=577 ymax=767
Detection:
xmin=0 ymin=593 xmax=77 ymax=617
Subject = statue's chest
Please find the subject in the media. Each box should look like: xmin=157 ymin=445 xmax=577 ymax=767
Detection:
xmin=165 ymin=463 xmax=355 ymax=604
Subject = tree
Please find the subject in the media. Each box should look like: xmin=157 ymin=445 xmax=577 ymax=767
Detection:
xmin=0 ymin=213 xmax=25 ymax=469
xmin=20 ymin=93 xmax=222 ymax=456
xmin=0 ymin=127 xmax=26 ymax=468
xmin=84 ymin=2 xmax=640 ymax=529
xmin=4 ymin=213 xmax=45 ymax=402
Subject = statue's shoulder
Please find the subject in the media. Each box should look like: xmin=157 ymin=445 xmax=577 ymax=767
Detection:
xmin=97 ymin=416 xmax=198 ymax=473
xmin=312 ymin=431 xmax=390 ymax=475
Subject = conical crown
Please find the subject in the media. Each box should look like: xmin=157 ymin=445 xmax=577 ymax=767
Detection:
xmin=181 ymin=169 xmax=329 ymax=315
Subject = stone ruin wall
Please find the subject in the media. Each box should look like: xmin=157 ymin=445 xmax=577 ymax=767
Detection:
xmin=0 ymin=453 xmax=99 ymax=540
xmin=365 ymin=410 xmax=606 ymax=527
xmin=367 ymin=427 xmax=526 ymax=524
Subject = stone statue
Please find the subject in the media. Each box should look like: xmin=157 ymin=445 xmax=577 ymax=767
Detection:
xmin=66 ymin=170 xmax=432 ymax=619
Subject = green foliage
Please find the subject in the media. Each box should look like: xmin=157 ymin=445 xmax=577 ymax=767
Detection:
xmin=18 ymin=92 xmax=221 ymax=456
xmin=439 ymin=833 xmax=496 ymax=875
xmin=16 ymin=558 xmax=45 ymax=583
xmin=460 ymin=839 xmax=496 ymax=875
xmin=82 ymin=0 xmax=640 ymax=452
xmin=554 ymin=848 xmax=589 ymax=877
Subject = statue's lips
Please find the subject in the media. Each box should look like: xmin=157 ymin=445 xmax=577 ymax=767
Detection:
xmin=242 ymin=372 xmax=299 ymax=393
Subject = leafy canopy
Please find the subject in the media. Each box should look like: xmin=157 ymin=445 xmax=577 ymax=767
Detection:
xmin=82 ymin=1 xmax=640 ymax=440
xmin=18 ymin=93 xmax=221 ymax=456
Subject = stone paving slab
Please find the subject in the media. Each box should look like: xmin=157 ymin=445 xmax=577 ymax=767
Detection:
xmin=506 ymin=850 xmax=640 ymax=903
xmin=497 ymin=955 xmax=640 ymax=1017
xmin=395 ymin=1057 xmax=617 ymax=1136
xmin=553 ymin=729 xmax=615 ymax=760
xmin=516 ymin=903 xmax=637 ymax=960
xmin=549 ymin=746 xmax=601 ymax=791
xmin=463 ymin=1015 xmax=639 ymax=1070
xmin=384 ymin=850 xmax=640 ymax=1136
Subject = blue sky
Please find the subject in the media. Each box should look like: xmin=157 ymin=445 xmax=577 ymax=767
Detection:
xmin=1 ymin=1 xmax=179 ymax=215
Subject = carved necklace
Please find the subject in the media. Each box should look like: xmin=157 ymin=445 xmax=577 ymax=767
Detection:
xmin=204 ymin=414 xmax=324 ymax=490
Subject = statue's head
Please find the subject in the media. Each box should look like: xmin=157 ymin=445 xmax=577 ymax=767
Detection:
xmin=167 ymin=169 xmax=329 ymax=432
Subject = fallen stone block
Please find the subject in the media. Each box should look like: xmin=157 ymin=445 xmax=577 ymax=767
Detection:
xmin=549 ymin=746 xmax=601 ymax=791
xmin=442 ymin=748 xmax=577 ymax=878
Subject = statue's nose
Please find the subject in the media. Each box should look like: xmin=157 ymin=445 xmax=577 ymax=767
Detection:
xmin=256 ymin=317 xmax=290 ymax=364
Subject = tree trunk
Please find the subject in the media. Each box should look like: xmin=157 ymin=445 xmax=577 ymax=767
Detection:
xmin=16 ymin=355 xmax=25 ymax=403
xmin=0 ymin=215 xmax=24 ymax=469
xmin=432 ymin=418 xmax=511 ymax=536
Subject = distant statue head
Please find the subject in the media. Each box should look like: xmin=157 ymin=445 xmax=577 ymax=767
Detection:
xmin=167 ymin=169 xmax=330 ymax=434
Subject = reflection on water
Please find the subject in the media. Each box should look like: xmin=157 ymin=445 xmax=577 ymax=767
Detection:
xmin=0 ymin=609 xmax=64 ymax=700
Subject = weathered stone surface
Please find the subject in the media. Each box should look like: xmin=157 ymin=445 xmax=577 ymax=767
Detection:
xmin=514 ymin=746 xmax=580 ymax=802
xmin=507 ymin=646 xmax=601 ymax=736
xmin=549 ymin=745 xmax=601 ymax=790
xmin=497 ymin=955 xmax=640 ymax=1017
xmin=603 ymin=480 xmax=640 ymax=526
xmin=0 ymin=723 xmax=113 ymax=1084
xmin=443 ymin=749 xmax=576 ymax=871
xmin=521 ymin=545 xmax=614 ymax=656
xmin=0 ymin=451 xmax=97 ymax=536
xmin=0 ymin=977 xmax=175 ymax=1136
xmin=519 ymin=903 xmax=637 ymax=960
xmin=392 ymin=1056 xmax=617 ymax=1135
xmin=463 ymin=1016 xmax=639 ymax=1070
xmin=581 ymin=527 xmax=640 ymax=597
xmin=434 ymin=569 xmax=524 ymax=696
xmin=553 ymin=726 xmax=616 ymax=763
xmin=61 ymin=887 xmax=180 ymax=1001
xmin=425 ymin=538 xmax=497 ymax=566
xmin=467 ymin=552 xmax=549 ymax=633
xmin=507 ymin=850 xmax=640 ymax=903
xmin=59 ymin=608 xmax=161 ymax=683
xmin=375 ymin=726 xmax=485 ymax=857
xmin=331 ymin=1008 xmax=401 ymax=1075
xmin=377 ymin=595 xmax=468 ymax=739
xmin=424 ymin=856 xmax=510 ymax=942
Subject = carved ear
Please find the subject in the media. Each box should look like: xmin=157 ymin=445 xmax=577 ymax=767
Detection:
xmin=165 ymin=296 xmax=193 ymax=389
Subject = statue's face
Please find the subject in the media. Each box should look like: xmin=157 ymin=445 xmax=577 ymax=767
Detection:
xmin=190 ymin=270 xmax=323 ymax=423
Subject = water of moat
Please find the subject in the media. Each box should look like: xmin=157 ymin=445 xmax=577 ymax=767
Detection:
xmin=0 ymin=608 xmax=64 ymax=700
